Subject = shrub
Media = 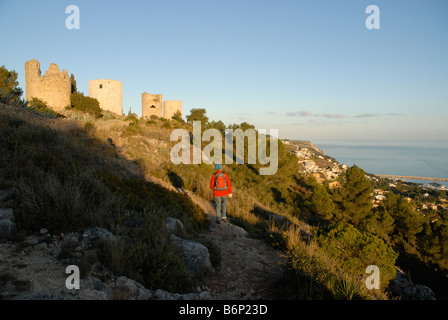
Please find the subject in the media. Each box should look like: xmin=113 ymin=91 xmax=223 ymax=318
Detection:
xmin=27 ymin=97 xmax=64 ymax=118
xmin=161 ymin=121 xmax=172 ymax=129
xmin=285 ymin=226 xmax=375 ymax=300
xmin=98 ymin=209 xmax=195 ymax=292
xmin=121 ymin=124 xmax=144 ymax=137
xmin=125 ymin=114 xmax=139 ymax=125
xmin=69 ymin=92 xmax=102 ymax=118
xmin=172 ymin=110 xmax=184 ymax=122
xmin=317 ymin=223 xmax=398 ymax=291
xmin=84 ymin=122 xmax=96 ymax=135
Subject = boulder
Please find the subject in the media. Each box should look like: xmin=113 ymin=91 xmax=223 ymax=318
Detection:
xmin=61 ymin=233 xmax=80 ymax=249
xmin=389 ymin=268 xmax=436 ymax=300
xmin=169 ymin=235 xmax=214 ymax=276
xmin=0 ymin=208 xmax=17 ymax=237
xmin=76 ymin=277 xmax=112 ymax=300
xmin=165 ymin=217 xmax=184 ymax=233
xmin=83 ymin=227 xmax=116 ymax=243
xmin=112 ymin=276 xmax=152 ymax=300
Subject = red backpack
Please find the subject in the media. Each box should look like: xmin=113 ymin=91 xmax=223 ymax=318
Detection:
xmin=215 ymin=172 xmax=228 ymax=191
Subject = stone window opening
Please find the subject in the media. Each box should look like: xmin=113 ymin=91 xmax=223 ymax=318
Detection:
xmin=99 ymin=84 xmax=102 ymax=89
xmin=150 ymin=105 xmax=156 ymax=108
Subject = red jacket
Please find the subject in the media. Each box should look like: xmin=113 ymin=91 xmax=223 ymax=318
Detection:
xmin=210 ymin=170 xmax=232 ymax=197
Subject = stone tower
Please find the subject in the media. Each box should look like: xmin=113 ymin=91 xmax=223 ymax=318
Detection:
xmin=25 ymin=59 xmax=71 ymax=111
xmin=164 ymin=100 xmax=182 ymax=120
xmin=142 ymin=92 xmax=163 ymax=118
xmin=88 ymin=79 xmax=123 ymax=115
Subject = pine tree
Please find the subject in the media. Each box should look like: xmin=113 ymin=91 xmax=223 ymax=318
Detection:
xmin=306 ymin=178 xmax=335 ymax=222
xmin=186 ymin=108 xmax=209 ymax=126
xmin=390 ymin=199 xmax=424 ymax=246
xmin=0 ymin=65 xmax=23 ymax=102
xmin=332 ymin=165 xmax=374 ymax=227
xmin=70 ymin=73 xmax=77 ymax=93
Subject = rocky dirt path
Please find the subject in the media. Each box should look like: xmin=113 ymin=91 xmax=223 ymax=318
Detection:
xmin=146 ymin=175 xmax=289 ymax=300
xmin=186 ymin=192 xmax=288 ymax=300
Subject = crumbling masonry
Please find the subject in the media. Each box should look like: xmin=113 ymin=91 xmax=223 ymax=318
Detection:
xmin=25 ymin=59 xmax=71 ymax=111
xmin=89 ymin=79 xmax=123 ymax=115
xmin=142 ymin=92 xmax=163 ymax=118
xmin=142 ymin=93 xmax=182 ymax=119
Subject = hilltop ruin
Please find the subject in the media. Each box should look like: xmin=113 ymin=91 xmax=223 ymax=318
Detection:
xmin=25 ymin=59 xmax=183 ymax=119
xmin=25 ymin=59 xmax=71 ymax=111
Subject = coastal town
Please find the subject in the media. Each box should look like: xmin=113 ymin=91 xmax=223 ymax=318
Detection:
xmin=283 ymin=139 xmax=448 ymax=218
xmin=283 ymin=139 xmax=347 ymax=189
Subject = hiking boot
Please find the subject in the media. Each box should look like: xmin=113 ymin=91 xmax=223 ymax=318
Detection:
xmin=221 ymin=217 xmax=227 ymax=223
xmin=216 ymin=219 xmax=221 ymax=224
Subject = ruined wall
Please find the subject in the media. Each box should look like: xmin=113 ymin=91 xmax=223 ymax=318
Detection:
xmin=142 ymin=92 xmax=163 ymax=118
xmin=89 ymin=79 xmax=123 ymax=115
xmin=25 ymin=59 xmax=71 ymax=111
xmin=163 ymin=100 xmax=182 ymax=120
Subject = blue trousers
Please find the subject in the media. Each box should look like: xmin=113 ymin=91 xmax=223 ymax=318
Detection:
xmin=214 ymin=196 xmax=227 ymax=220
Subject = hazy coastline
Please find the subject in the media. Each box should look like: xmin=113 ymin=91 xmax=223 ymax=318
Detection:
xmin=313 ymin=139 xmax=448 ymax=188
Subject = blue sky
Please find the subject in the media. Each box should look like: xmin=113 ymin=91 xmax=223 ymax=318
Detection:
xmin=1 ymin=0 xmax=447 ymax=142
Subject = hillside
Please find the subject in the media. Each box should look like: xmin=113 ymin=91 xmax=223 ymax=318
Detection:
xmin=0 ymin=101 xmax=289 ymax=299
xmin=1 ymin=97 xmax=447 ymax=300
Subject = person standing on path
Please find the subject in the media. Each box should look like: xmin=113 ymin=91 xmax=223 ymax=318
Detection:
xmin=210 ymin=164 xmax=232 ymax=224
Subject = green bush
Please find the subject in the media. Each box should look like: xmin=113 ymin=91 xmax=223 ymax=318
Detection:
xmin=69 ymin=92 xmax=102 ymax=118
xmin=172 ymin=110 xmax=184 ymax=122
xmin=161 ymin=121 xmax=172 ymax=129
xmin=27 ymin=97 xmax=64 ymax=118
xmin=121 ymin=124 xmax=144 ymax=137
xmin=286 ymin=236 xmax=374 ymax=300
xmin=0 ymin=65 xmax=23 ymax=103
xmin=98 ymin=209 xmax=195 ymax=292
xmin=317 ymin=223 xmax=398 ymax=290
xmin=84 ymin=122 xmax=96 ymax=135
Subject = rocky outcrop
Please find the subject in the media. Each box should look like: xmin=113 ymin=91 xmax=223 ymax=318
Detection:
xmin=165 ymin=217 xmax=184 ymax=233
xmin=169 ymin=235 xmax=214 ymax=276
xmin=389 ymin=268 xmax=436 ymax=300
xmin=165 ymin=217 xmax=214 ymax=277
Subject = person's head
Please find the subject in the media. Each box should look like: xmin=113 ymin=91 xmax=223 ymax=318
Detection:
xmin=214 ymin=163 xmax=222 ymax=171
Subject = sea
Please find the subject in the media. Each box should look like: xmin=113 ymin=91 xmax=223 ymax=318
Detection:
xmin=313 ymin=140 xmax=448 ymax=188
